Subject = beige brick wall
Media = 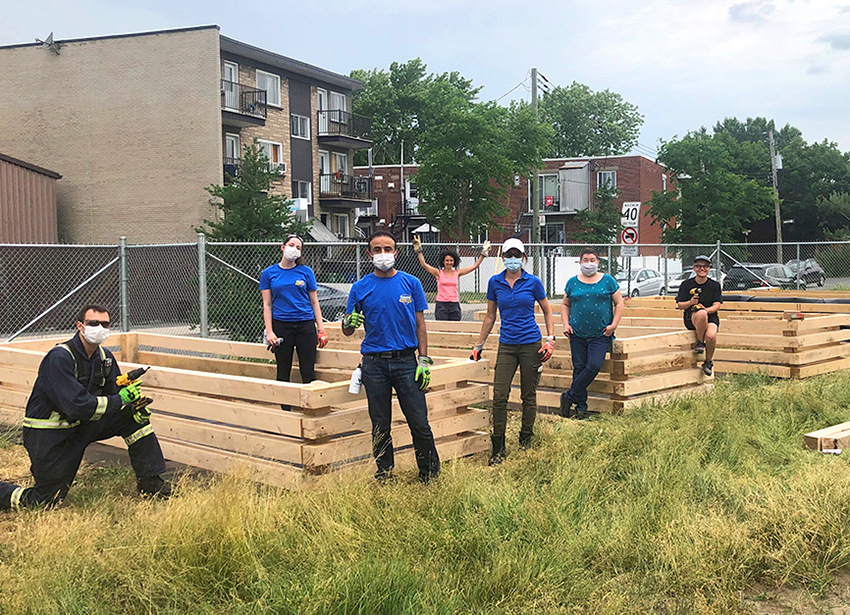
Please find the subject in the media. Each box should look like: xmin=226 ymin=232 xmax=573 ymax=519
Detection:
xmin=231 ymin=64 xmax=291 ymax=197
xmin=0 ymin=28 xmax=223 ymax=243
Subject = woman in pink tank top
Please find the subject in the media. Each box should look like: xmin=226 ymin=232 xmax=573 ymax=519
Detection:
xmin=413 ymin=235 xmax=491 ymax=320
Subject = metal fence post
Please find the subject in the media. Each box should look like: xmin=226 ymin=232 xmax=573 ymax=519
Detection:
xmin=796 ymin=242 xmax=801 ymax=290
xmin=119 ymin=236 xmax=129 ymax=332
xmin=607 ymin=244 xmax=612 ymax=274
xmin=198 ymin=233 xmax=208 ymax=338
xmin=355 ymin=241 xmax=361 ymax=280
xmin=715 ymin=240 xmax=721 ymax=276
xmin=663 ymin=245 xmax=668 ymax=294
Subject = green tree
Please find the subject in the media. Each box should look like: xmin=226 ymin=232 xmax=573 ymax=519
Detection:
xmin=539 ymin=82 xmax=643 ymax=157
xmin=195 ymin=139 xmax=312 ymax=341
xmin=196 ymin=139 xmax=312 ymax=241
xmin=574 ymin=184 xmax=621 ymax=244
xmin=415 ymin=97 xmax=551 ymax=241
xmin=647 ymin=129 xmax=775 ymax=243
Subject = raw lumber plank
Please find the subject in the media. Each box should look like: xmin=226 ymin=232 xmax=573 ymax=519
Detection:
xmin=611 ymin=368 xmax=706 ymax=397
xmin=804 ymin=421 xmax=850 ymax=451
xmin=491 ymin=384 xmax=614 ymax=413
xmin=618 ymin=382 xmax=714 ymax=410
xmin=138 ymin=351 xmax=276 ymax=379
xmin=0 ymin=404 xmax=22 ymax=426
xmin=795 ymin=356 xmax=850 ymax=379
xmin=788 ymin=314 xmax=850 ymax=332
xmin=136 ymin=333 xmax=271 ymax=361
xmin=0 ymin=337 xmax=69 ymax=351
xmin=713 ymin=360 xmax=792 ymax=378
xmin=0 ymin=387 xmax=29 ymax=409
xmin=613 ymin=330 xmax=696 ymax=354
xmin=0 ymin=366 xmax=37 ymax=389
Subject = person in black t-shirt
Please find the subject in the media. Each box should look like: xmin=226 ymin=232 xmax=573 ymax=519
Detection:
xmin=675 ymin=255 xmax=722 ymax=376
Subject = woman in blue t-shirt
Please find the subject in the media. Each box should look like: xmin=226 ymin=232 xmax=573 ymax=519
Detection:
xmin=259 ymin=235 xmax=327 ymax=397
xmin=471 ymin=238 xmax=555 ymax=465
xmin=560 ymin=247 xmax=624 ymax=420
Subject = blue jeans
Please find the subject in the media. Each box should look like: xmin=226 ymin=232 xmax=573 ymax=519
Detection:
xmin=360 ymin=353 xmax=440 ymax=480
xmin=567 ymin=335 xmax=610 ymax=413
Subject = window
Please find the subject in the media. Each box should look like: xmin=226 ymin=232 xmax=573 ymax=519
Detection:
xmin=224 ymin=134 xmax=240 ymax=163
xmin=597 ymin=170 xmax=617 ymax=190
xmin=257 ymin=139 xmax=284 ymax=171
xmin=291 ymin=114 xmax=310 ymax=139
xmin=336 ymin=213 xmax=349 ymax=237
xmin=256 ymin=70 xmax=281 ymax=106
xmin=544 ymin=222 xmax=564 ymax=244
xmin=292 ymin=181 xmax=311 ymax=203
xmin=470 ymin=229 xmax=489 ymax=244
xmin=330 ymin=91 xmax=348 ymax=112
xmin=528 ymin=173 xmax=559 ymax=211
xmin=334 ymin=152 xmax=348 ymax=175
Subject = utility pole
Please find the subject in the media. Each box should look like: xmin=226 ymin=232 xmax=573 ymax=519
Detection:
xmin=769 ymin=128 xmax=782 ymax=263
xmin=531 ymin=67 xmax=540 ymax=275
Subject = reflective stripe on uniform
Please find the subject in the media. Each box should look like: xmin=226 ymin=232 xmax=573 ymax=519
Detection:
xmin=56 ymin=343 xmax=77 ymax=379
xmin=90 ymin=396 xmax=108 ymax=421
xmin=124 ymin=424 xmax=154 ymax=446
xmin=22 ymin=410 xmax=80 ymax=429
xmin=10 ymin=486 xmax=24 ymax=510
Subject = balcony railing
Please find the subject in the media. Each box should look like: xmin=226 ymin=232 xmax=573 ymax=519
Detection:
xmin=317 ymin=110 xmax=371 ymax=140
xmin=221 ymin=80 xmax=267 ymax=119
xmin=320 ymin=173 xmax=372 ymax=200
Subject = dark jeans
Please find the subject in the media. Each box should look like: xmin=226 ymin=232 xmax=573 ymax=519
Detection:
xmin=435 ymin=301 xmax=462 ymax=321
xmin=272 ymin=319 xmax=317 ymax=383
xmin=567 ymin=335 xmax=610 ymax=413
xmin=360 ymin=353 xmax=440 ymax=480
xmin=491 ymin=340 xmax=542 ymax=438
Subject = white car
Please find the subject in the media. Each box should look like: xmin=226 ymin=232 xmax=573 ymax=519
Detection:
xmin=666 ymin=269 xmax=725 ymax=297
xmin=615 ymin=268 xmax=664 ymax=297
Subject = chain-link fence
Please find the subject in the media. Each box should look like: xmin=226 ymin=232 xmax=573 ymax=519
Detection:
xmin=5 ymin=237 xmax=850 ymax=342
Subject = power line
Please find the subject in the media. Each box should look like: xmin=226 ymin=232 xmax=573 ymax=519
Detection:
xmin=494 ymin=71 xmax=531 ymax=102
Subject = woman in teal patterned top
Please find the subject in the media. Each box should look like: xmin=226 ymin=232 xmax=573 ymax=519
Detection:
xmin=560 ymin=247 xmax=624 ymax=419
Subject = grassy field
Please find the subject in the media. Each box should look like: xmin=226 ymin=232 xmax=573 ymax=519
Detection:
xmin=3 ymin=373 xmax=850 ymax=614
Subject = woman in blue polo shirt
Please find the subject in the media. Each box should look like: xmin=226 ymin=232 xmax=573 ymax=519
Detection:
xmin=560 ymin=247 xmax=624 ymax=420
xmin=260 ymin=235 xmax=328 ymax=400
xmin=471 ymin=238 xmax=555 ymax=465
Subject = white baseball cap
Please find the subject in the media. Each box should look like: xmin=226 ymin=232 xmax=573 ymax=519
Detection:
xmin=502 ymin=238 xmax=525 ymax=254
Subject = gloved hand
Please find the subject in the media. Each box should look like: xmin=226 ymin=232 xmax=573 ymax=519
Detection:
xmin=470 ymin=343 xmax=484 ymax=361
xmin=119 ymin=381 xmax=143 ymax=407
xmin=412 ymin=234 xmax=422 ymax=253
xmin=317 ymin=330 xmax=329 ymax=348
xmin=343 ymin=309 xmax=364 ymax=329
xmin=481 ymin=240 xmax=491 ymax=257
xmin=415 ymin=356 xmax=433 ymax=391
xmin=538 ymin=336 xmax=555 ymax=363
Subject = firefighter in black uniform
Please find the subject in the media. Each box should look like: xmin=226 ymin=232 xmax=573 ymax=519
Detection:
xmin=0 ymin=304 xmax=171 ymax=510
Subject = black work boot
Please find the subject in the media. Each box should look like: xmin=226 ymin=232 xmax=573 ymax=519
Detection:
xmin=137 ymin=476 xmax=173 ymax=499
xmin=519 ymin=430 xmax=533 ymax=448
xmin=488 ymin=435 xmax=506 ymax=466
xmin=559 ymin=391 xmax=574 ymax=418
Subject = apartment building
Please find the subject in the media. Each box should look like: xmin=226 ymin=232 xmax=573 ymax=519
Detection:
xmin=0 ymin=26 xmax=371 ymax=243
xmin=355 ymin=155 xmax=674 ymax=245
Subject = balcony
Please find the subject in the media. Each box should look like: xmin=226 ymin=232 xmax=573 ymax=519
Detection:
xmin=221 ymin=80 xmax=267 ymax=127
xmin=319 ymin=173 xmax=372 ymax=207
xmin=317 ymin=110 xmax=372 ymax=148
xmin=222 ymin=157 xmax=285 ymax=183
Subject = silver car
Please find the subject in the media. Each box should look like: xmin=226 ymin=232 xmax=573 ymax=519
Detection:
xmin=615 ymin=268 xmax=664 ymax=297
xmin=666 ymin=269 xmax=725 ymax=296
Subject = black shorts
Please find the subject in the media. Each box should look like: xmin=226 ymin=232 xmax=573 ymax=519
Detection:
xmin=435 ymin=301 xmax=462 ymax=321
xmin=684 ymin=310 xmax=720 ymax=331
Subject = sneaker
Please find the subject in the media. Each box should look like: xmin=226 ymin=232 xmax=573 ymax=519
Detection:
xmin=702 ymin=360 xmax=714 ymax=376
xmin=694 ymin=341 xmax=706 ymax=354
xmin=137 ymin=476 xmax=173 ymax=499
xmin=518 ymin=431 xmax=533 ymax=448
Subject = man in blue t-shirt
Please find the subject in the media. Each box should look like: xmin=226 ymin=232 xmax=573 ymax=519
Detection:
xmin=343 ymin=231 xmax=440 ymax=482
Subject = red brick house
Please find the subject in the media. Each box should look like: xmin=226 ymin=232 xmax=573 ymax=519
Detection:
xmin=354 ymin=155 xmax=675 ymax=246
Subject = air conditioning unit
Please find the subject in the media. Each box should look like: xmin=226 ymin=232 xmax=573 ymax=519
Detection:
xmin=272 ymin=162 xmax=286 ymax=174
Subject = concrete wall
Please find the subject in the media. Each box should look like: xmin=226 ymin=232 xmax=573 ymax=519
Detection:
xmin=0 ymin=27 xmax=222 ymax=243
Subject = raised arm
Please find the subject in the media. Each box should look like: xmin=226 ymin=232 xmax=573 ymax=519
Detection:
xmin=416 ymin=251 xmax=440 ymax=277
xmin=458 ymin=240 xmax=491 ymax=276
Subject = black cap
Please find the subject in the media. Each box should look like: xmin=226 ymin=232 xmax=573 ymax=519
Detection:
xmin=693 ymin=255 xmax=711 ymax=265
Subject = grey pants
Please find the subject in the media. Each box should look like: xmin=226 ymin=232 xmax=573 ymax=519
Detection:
xmin=491 ymin=340 xmax=542 ymax=437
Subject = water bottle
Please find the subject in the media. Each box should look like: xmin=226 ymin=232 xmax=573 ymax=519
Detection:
xmin=348 ymin=364 xmax=362 ymax=394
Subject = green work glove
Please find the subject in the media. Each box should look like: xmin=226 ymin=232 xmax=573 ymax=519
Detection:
xmin=119 ymin=381 xmax=143 ymax=407
xmin=343 ymin=308 xmax=364 ymax=329
xmin=415 ymin=356 xmax=433 ymax=391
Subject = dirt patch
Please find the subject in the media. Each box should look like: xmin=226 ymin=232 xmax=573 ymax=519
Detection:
xmin=745 ymin=574 xmax=850 ymax=614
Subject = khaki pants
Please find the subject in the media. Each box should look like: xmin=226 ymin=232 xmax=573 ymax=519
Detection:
xmin=491 ymin=340 xmax=542 ymax=438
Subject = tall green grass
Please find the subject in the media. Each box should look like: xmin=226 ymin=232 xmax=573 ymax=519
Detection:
xmin=3 ymin=373 xmax=850 ymax=614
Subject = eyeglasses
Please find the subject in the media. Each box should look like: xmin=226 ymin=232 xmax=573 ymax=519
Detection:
xmin=694 ymin=264 xmax=710 ymax=269
xmin=83 ymin=320 xmax=110 ymax=328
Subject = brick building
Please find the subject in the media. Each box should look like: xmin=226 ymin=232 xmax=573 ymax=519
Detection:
xmin=354 ymin=155 xmax=674 ymax=246
xmin=0 ymin=26 xmax=371 ymax=243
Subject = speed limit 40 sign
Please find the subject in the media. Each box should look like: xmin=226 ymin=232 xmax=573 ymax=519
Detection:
xmin=621 ymin=202 xmax=640 ymax=228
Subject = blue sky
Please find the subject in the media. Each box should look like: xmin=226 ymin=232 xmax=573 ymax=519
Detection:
xmin=4 ymin=0 xmax=850 ymax=157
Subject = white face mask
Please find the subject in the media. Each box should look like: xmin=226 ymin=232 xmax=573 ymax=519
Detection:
xmin=503 ymin=257 xmax=523 ymax=273
xmin=82 ymin=325 xmax=110 ymax=345
xmin=373 ymin=253 xmax=396 ymax=272
xmin=283 ymin=246 xmax=301 ymax=262
xmin=580 ymin=262 xmax=598 ymax=276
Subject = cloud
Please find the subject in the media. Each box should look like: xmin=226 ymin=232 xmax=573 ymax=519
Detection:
xmin=728 ymin=1 xmax=776 ymax=23
xmin=819 ymin=33 xmax=850 ymax=50
xmin=807 ymin=64 xmax=829 ymax=74
xmin=839 ymin=5 xmax=850 ymax=13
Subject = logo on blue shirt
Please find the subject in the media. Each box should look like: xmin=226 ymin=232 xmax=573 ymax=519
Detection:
xmin=399 ymin=294 xmax=412 ymax=304
xmin=295 ymin=280 xmax=305 ymax=287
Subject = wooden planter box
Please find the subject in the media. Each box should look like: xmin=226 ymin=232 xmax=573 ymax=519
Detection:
xmin=625 ymin=296 xmax=850 ymax=378
xmin=0 ymin=334 xmax=490 ymax=487
xmin=326 ymin=320 xmax=711 ymax=413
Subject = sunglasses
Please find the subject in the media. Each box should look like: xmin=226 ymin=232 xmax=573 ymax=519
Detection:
xmin=694 ymin=264 xmax=710 ymax=269
xmin=83 ymin=320 xmax=110 ymax=328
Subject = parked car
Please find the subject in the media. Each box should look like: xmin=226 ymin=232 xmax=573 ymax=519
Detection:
xmin=722 ymin=263 xmax=803 ymax=291
xmin=615 ymin=268 xmax=665 ymax=297
xmin=786 ymin=258 xmax=826 ymax=287
xmin=666 ymin=268 xmax=725 ymax=296
xmin=316 ymin=283 xmax=349 ymax=322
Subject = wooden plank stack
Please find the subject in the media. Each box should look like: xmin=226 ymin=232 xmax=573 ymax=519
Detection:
xmin=804 ymin=421 xmax=850 ymax=451
xmin=0 ymin=333 xmax=490 ymax=486
xmin=325 ymin=319 xmax=712 ymax=413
